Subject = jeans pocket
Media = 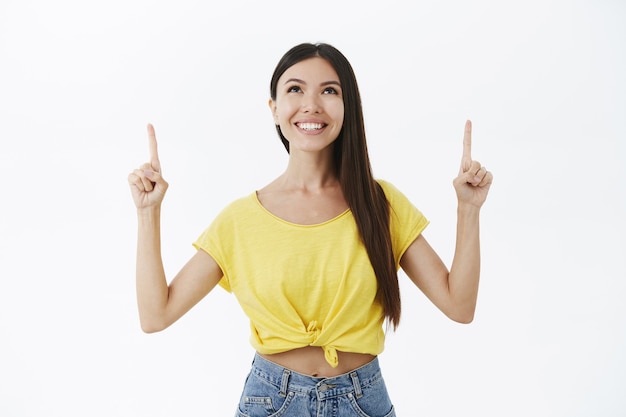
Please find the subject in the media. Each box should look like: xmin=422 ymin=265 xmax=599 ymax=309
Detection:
xmin=237 ymin=372 xmax=295 ymax=417
xmin=237 ymin=392 xmax=295 ymax=417
xmin=346 ymin=376 xmax=395 ymax=417
xmin=348 ymin=394 xmax=395 ymax=417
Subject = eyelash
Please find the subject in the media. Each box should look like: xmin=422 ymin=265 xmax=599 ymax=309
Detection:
xmin=286 ymin=85 xmax=339 ymax=95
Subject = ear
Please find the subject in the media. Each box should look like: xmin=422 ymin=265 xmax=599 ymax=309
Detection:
xmin=268 ymin=98 xmax=278 ymax=125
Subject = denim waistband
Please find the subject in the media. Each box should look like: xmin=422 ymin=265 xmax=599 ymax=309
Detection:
xmin=250 ymin=353 xmax=382 ymax=400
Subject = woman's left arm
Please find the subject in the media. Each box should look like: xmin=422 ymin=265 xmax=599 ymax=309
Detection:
xmin=400 ymin=120 xmax=493 ymax=323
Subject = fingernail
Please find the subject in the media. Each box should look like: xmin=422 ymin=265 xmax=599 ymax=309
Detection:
xmin=473 ymin=176 xmax=481 ymax=183
xmin=143 ymin=170 xmax=153 ymax=179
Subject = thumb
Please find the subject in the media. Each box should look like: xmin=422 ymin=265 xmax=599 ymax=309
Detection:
xmin=143 ymin=169 xmax=169 ymax=192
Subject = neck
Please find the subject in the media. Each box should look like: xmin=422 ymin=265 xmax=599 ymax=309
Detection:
xmin=281 ymin=149 xmax=338 ymax=191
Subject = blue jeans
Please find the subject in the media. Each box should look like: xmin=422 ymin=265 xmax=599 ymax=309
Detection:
xmin=235 ymin=353 xmax=396 ymax=417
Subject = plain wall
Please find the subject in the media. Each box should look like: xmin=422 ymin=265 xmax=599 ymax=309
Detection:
xmin=1 ymin=0 xmax=624 ymax=416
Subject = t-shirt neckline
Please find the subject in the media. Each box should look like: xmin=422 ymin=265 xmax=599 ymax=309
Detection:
xmin=252 ymin=191 xmax=351 ymax=228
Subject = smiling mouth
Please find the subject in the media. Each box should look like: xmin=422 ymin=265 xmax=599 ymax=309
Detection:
xmin=297 ymin=122 xmax=326 ymax=131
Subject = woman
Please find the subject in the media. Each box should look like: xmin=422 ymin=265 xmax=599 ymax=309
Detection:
xmin=128 ymin=43 xmax=492 ymax=417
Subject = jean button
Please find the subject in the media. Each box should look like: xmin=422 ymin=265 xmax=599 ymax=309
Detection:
xmin=319 ymin=383 xmax=336 ymax=392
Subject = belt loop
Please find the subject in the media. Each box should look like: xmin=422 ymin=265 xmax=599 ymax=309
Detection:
xmin=279 ymin=369 xmax=290 ymax=397
xmin=350 ymin=371 xmax=363 ymax=399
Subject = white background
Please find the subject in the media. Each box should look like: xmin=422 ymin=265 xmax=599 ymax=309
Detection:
xmin=1 ymin=0 xmax=624 ymax=416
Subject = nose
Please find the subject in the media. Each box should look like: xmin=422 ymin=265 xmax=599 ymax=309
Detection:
xmin=301 ymin=94 xmax=322 ymax=113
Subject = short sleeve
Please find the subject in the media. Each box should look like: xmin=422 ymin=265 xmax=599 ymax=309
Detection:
xmin=377 ymin=180 xmax=429 ymax=267
xmin=192 ymin=205 xmax=236 ymax=293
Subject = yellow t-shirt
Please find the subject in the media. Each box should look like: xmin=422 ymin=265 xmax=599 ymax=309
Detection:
xmin=193 ymin=180 xmax=429 ymax=367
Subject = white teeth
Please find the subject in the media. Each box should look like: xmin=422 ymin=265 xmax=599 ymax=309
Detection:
xmin=298 ymin=123 xmax=324 ymax=131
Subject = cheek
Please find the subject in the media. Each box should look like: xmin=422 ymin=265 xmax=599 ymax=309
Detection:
xmin=330 ymin=103 xmax=345 ymax=124
xmin=275 ymin=100 xmax=299 ymax=122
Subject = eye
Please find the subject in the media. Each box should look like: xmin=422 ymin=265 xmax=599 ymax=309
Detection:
xmin=287 ymin=85 xmax=302 ymax=93
xmin=322 ymin=87 xmax=339 ymax=95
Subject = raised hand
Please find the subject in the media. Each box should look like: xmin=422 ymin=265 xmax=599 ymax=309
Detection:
xmin=452 ymin=120 xmax=493 ymax=208
xmin=128 ymin=124 xmax=169 ymax=209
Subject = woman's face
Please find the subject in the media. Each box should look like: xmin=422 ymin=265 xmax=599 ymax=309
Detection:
xmin=269 ymin=57 xmax=344 ymax=155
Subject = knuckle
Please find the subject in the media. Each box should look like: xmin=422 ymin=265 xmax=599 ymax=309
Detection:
xmin=129 ymin=174 xmax=142 ymax=184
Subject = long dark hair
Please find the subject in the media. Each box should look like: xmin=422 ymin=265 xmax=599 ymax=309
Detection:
xmin=270 ymin=43 xmax=401 ymax=329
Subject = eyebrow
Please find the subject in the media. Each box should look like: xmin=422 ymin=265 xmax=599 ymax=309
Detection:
xmin=284 ymin=78 xmax=341 ymax=88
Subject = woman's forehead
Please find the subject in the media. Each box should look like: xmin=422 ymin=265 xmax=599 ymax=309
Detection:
xmin=279 ymin=57 xmax=339 ymax=83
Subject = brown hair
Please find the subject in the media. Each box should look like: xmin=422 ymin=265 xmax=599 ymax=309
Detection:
xmin=270 ymin=43 xmax=401 ymax=329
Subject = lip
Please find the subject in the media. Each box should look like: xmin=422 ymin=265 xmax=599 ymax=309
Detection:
xmin=295 ymin=119 xmax=328 ymax=134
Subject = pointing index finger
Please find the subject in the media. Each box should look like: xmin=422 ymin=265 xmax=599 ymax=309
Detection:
xmin=147 ymin=123 xmax=161 ymax=172
xmin=461 ymin=119 xmax=472 ymax=171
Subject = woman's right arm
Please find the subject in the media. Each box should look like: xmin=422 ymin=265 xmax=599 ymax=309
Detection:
xmin=128 ymin=124 xmax=223 ymax=333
